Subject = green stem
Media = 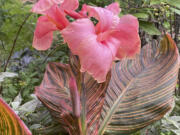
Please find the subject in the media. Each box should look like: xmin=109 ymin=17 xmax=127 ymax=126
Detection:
xmin=3 ymin=13 xmax=32 ymax=72
xmin=0 ymin=13 xmax=31 ymax=95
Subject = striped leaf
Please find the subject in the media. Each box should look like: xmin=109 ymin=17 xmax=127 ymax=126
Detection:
xmin=99 ymin=34 xmax=179 ymax=135
xmin=35 ymin=63 xmax=80 ymax=135
xmin=0 ymin=98 xmax=31 ymax=135
xmin=35 ymin=54 xmax=111 ymax=135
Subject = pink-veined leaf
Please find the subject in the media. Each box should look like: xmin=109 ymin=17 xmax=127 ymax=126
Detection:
xmin=98 ymin=34 xmax=179 ymax=135
xmin=35 ymin=53 xmax=111 ymax=135
xmin=0 ymin=98 xmax=32 ymax=135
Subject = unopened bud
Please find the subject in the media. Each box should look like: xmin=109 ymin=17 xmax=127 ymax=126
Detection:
xmin=69 ymin=77 xmax=81 ymax=117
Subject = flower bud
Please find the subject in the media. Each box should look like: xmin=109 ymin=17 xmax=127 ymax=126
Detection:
xmin=69 ymin=77 xmax=81 ymax=117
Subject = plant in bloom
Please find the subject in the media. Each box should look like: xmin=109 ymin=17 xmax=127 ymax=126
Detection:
xmin=32 ymin=0 xmax=141 ymax=83
xmin=31 ymin=1 xmax=179 ymax=135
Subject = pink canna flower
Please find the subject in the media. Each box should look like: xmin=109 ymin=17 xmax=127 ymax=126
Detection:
xmin=61 ymin=3 xmax=141 ymax=83
xmin=32 ymin=1 xmax=140 ymax=83
xmin=32 ymin=0 xmax=79 ymax=50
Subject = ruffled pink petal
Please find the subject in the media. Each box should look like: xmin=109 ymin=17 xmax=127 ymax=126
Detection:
xmin=32 ymin=0 xmax=78 ymax=14
xmin=61 ymin=19 xmax=95 ymax=54
xmin=52 ymin=0 xmax=64 ymax=3
xmin=86 ymin=6 xmax=119 ymax=33
xmin=79 ymin=4 xmax=88 ymax=17
xmin=46 ymin=5 xmax=69 ymax=30
xmin=111 ymin=15 xmax=141 ymax=59
xmin=61 ymin=19 xmax=114 ymax=82
xmin=78 ymin=35 xmax=114 ymax=83
xmin=33 ymin=16 xmax=57 ymax=50
xmin=31 ymin=0 xmax=63 ymax=14
xmin=106 ymin=2 xmax=121 ymax=15
xmin=33 ymin=31 xmax=53 ymax=50
xmin=34 ymin=16 xmax=57 ymax=38
xmin=60 ymin=0 xmax=79 ymax=11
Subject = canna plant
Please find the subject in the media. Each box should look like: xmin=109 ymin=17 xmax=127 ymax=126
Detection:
xmin=0 ymin=0 xmax=179 ymax=135
xmin=31 ymin=0 xmax=179 ymax=135
xmin=35 ymin=34 xmax=179 ymax=135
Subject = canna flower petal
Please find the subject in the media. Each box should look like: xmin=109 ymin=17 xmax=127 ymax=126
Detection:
xmin=79 ymin=35 xmax=114 ymax=83
xmin=46 ymin=5 xmax=69 ymax=30
xmin=61 ymin=19 xmax=95 ymax=54
xmin=61 ymin=19 xmax=116 ymax=83
xmin=106 ymin=2 xmax=121 ymax=15
xmin=32 ymin=0 xmax=79 ymax=14
xmin=85 ymin=5 xmax=119 ymax=33
xmin=32 ymin=5 xmax=69 ymax=50
xmin=110 ymin=15 xmax=141 ymax=59
xmin=33 ymin=16 xmax=58 ymax=50
xmin=78 ymin=4 xmax=88 ymax=17
xmin=60 ymin=0 xmax=79 ymax=11
xmin=31 ymin=0 xmax=63 ymax=14
xmin=33 ymin=31 xmax=54 ymax=50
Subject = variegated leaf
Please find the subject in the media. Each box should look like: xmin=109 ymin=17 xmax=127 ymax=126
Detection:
xmin=0 ymin=98 xmax=31 ymax=135
xmin=35 ymin=54 xmax=111 ymax=135
xmin=99 ymin=34 xmax=179 ymax=135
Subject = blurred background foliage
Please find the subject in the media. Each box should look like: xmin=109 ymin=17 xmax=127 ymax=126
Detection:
xmin=0 ymin=0 xmax=180 ymax=134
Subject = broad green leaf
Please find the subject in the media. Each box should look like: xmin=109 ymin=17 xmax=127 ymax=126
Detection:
xmin=132 ymin=13 xmax=149 ymax=19
xmin=170 ymin=8 xmax=180 ymax=15
xmin=98 ymin=34 xmax=179 ymax=135
xmin=0 ymin=72 xmax=18 ymax=82
xmin=11 ymin=93 xmax=22 ymax=110
xmin=35 ymin=54 xmax=111 ymax=135
xmin=163 ymin=21 xmax=170 ymax=29
xmin=150 ymin=0 xmax=166 ymax=5
xmin=150 ymin=0 xmax=162 ymax=5
xmin=0 ymin=98 xmax=32 ymax=135
xmin=172 ymin=130 xmax=180 ymax=135
xmin=166 ymin=0 xmax=180 ymax=9
xmin=19 ymin=99 xmax=39 ymax=113
xmin=164 ymin=116 xmax=179 ymax=129
xmin=139 ymin=21 xmax=161 ymax=35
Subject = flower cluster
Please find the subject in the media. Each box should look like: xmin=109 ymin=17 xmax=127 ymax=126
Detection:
xmin=32 ymin=0 xmax=141 ymax=83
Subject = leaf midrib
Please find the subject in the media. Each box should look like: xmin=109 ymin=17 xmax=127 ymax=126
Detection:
xmin=98 ymin=79 xmax=134 ymax=135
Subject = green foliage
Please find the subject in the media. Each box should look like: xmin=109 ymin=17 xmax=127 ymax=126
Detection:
xmin=0 ymin=72 xmax=32 ymax=135
xmin=0 ymin=0 xmax=37 ymax=61
xmin=2 ymin=43 xmax=69 ymax=103
xmin=2 ymin=64 xmax=43 ymax=103
xmin=0 ymin=72 xmax=17 ymax=82
xmin=117 ymin=0 xmax=180 ymax=37
xmin=139 ymin=21 xmax=161 ymax=35
xmin=9 ymin=93 xmax=64 ymax=135
xmin=79 ymin=0 xmax=113 ymax=7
